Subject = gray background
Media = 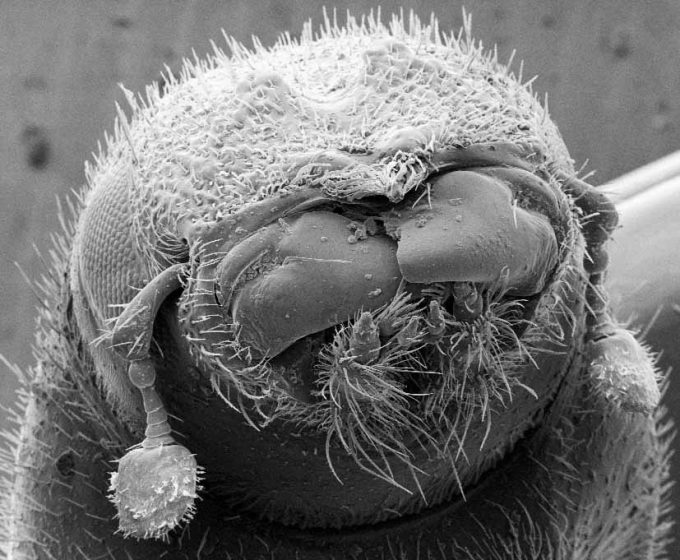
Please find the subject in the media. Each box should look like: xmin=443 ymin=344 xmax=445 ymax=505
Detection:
xmin=2 ymin=0 xmax=679 ymax=551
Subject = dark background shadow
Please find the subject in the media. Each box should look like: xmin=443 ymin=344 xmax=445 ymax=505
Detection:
xmin=2 ymin=0 xmax=679 ymax=553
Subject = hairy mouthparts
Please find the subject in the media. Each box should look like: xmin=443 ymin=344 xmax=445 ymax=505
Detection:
xmin=5 ymin=12 xmax=667 ymax=560
xmin=88 ymin=22 xmax=658 ymax=540
xmin=226 ymin=169 xmax=558 ymax=360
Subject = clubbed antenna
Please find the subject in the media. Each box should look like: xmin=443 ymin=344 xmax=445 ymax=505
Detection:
xmin=109 ymin=359 xmax=201 ymax=540
xmin=106 ymin=264 xmax=201 ymax=540
xmin=587 ymin=326 xmax=660 ymax=415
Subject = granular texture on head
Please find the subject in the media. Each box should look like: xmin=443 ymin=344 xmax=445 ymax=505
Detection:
xmin=1 ymin=11 xmax=672 ymax=560
xmin=73 ymin=12 xmax=571 ymax=319
xmin=71 ymin=11 xmax=575 ymax=431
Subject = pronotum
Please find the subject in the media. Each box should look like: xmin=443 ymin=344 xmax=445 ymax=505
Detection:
xmin=1 ymin=12 xmax=671 ymax=560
